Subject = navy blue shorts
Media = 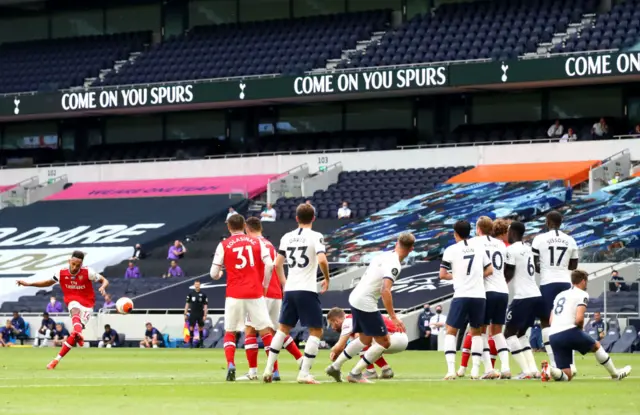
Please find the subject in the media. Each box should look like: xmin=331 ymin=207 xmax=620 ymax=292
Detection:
xmin=484 ymin=292 xmax=509 ymax=325
xmin=351 ymin=306 xmax=387 ymax=337
xmin=447 ymin=297 xmax=486 ymax=330
xmin=540 ymin=283 xmax=571 ymax=318
xmin=549 ymin=328 xmax=596 ymax=369
xmin=506 ymin=296 xmax=546 ymax=331
xmin=279 ymin=290 xmax=323 ymax=329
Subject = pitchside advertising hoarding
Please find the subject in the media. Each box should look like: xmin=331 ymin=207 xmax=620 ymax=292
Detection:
xmin=2 ymin=51 xmax=640 ymax=119
xmin=0 ymin=195 xmax=232 ymax=303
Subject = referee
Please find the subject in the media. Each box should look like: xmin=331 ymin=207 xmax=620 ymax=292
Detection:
xmin=184 ymin=280 xmax=208 ymax=348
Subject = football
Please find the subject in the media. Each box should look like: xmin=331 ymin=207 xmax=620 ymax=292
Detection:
xmin=115 ymin=297 xmax=134 ymax=314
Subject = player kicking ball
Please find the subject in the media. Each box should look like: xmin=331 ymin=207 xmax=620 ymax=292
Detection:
xmin=325 ymin=233 xmax=413 ymax=384
xmin=542 ymin=270 xmax=631 ymax=382
xmin=325 ymin=307 xmax=408 ymax=380
xmin=16 ymin=251 xmax=109 ymax=369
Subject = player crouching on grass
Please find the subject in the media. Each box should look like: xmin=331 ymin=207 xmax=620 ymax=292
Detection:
xmin=542 ymin=270 xmax=631 ymax=382
xmin=326 ymin=307 xmax=408 ymax=380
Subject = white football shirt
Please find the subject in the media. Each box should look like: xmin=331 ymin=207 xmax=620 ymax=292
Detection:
xmin=531 ymin=230 xmax=579 ymax=286
xmin=278 ymin=227 xmax=325 ymax=292
xmin=441 ymin=239 xmax=490 ymax=299
xmin=349 ymin=251 xmax=402 ymax=312
xmin=473 ymin=235 xmax=508 ymax=294
xmin=340 ymin=315 xmax=354 ymax=337
xmin=505 ymin=242 xmax=541 ymax=299
xmin=549 ymin=286 xmax=589 ymax=335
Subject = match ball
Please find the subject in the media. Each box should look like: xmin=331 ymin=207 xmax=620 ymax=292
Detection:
xmin=116 ymin=297 xmax=134 ymax=314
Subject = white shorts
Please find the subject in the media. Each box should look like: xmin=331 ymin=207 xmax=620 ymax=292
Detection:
xmin=67 ymin=301 xmax=93 ymax=326
xmin=384 ymin=332 xmax=409 ymax=354
xmin=246 ymin=298 xmax=282 ymax=331
xmin=225 ymin=297 xmax=272 ymax=332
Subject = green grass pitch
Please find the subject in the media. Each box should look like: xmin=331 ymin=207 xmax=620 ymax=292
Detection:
xmin=0 ymin=348 xmax=638 ymax=415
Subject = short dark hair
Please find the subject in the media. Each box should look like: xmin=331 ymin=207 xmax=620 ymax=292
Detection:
xmin=246 ymin=216 xmax=263 ymax=233
xmin=296 ymin=203 xmax=315 ymax=224
xmin=105 ymin=324 xmax=111 ymax=329
xmin=509 ymin=221 xmax=526 ymax=239
xmin=227 ymin=213 xmax=245 ymax=232
xmin=43 ymin=312 xmax=49 ymax=316
xmin=546 ymin=210 xmax=563 ymax=229
xmin=71 ymin=250 xmax=85 ymax=260
xmin=571 ymin=269 xmax=588 ymax=285
xmin=453 ymin=220 xmax=471 ymax=239
xmin=194 ymin=279 xmax=200 ymax=284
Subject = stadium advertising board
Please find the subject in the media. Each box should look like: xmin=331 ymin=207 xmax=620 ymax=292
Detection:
xmin=2 ymin=51 xmax=639 ymax=119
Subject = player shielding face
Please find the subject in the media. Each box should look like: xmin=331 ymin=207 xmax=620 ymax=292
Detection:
xmin=542 ymin=270 xmax=631 ymax=382
xmin=439 ymin=220 xmax=493 ymax=380
xmin=209 ymin=214 xmax=275 ymax=382
xmin=531 ymin=210 xmax=579 ymax=371
xmin=473 ymin=216 xmax=510 ymax=379
xmin=16 ymin=251 xmax=109 ymax=369
xmin=236 ymin=217 xmax=303 ymax=382
xmin=503 ymin=221 xmax=544 ymax=379
xmin=263 ymin=204 xmax=330 ymax=384
xmin=326 ymin=233 xmax=413 ymax=383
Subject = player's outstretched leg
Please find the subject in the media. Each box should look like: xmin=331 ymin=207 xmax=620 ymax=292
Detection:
xmin=457 ymin=332 xmax=472 ymax=377
xmin=593 ymin=343 xmax=631 ymax=380
xmin=47 ymin=332 xmax=77 ymax=369
xmin=326 ymin=337 xmax=365 ymax=382
xmin=223 ymin=332 xmax=237 ymax=381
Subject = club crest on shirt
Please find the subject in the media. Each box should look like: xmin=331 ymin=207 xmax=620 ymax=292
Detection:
xmin=391 ymin=268 xmax=399 ymax=277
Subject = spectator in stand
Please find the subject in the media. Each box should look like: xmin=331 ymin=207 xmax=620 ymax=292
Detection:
xmin=586 ymin=311 xmax=606 ymax=339
xmin=52 ymin=323 xmax=69 ymax=347
xmin=417 ymin=304 xmax=434 ymax=350
xmin=260 ymin=203 xmax=277 ymax=222
xmin=0 ymin=320 xmax=13 ymax=347
xmin=560 ymin=127 xmax=577 ymax=143
xmin=608 ymin=171 xmax=622 ymax=186
xmin=164 ymin=260 xmax=185 ymax=278
xmin=167 ymin=240 xmax=187 ymax=260
xmin=337 ymin=201 xmax=352 ymax=219
xmin=10 ymin=311 xmax=26 ymax=342
xmin=630 ymin=124 xmax=640 ymax=135
xmin=98 ymin=324 xmax=120 ymax=348
xmin=610 ymin=270 xmax=626 ymax=292
xmin=131 ymin=243 xmax=145 ymax=260
xmin=140 ymin=322 xmax=163 ymax=348
xmin=124 ymin=261 xmax=141 ymax=279
xmin=226 ymin=207 xmax=238 ymax=221
xmin=591 ymin=117 xmax=609 ymax=139
xmin=46 ymin=295 xmax=63 ymax=313
xmin=33 ymin=312 xmax=56 ymax=347
xmin=547 ymin=119 xmax=564 ymax=138
xmin=103 ymin=294 xmax=116 ymax=309
xmin=429 ymin=305 xmax=446 ymax=350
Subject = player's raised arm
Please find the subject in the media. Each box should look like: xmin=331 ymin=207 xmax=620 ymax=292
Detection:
xmin=16 ymin=278 xmax=57 ymax=288
xmin=210 ymin=243 xmax=225 ymax=280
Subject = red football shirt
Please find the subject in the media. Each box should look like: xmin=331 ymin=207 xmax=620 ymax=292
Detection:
xmin=52 ymin=266 xmax=100 ymax=309
xmin=259 ymin=236 xmax=282 ymax=300
xmin=213 ymin=233 xmax=271 ymax=299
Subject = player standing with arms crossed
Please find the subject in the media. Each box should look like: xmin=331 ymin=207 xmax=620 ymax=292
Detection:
xmin=210 ymin=214 xmax=276 ymax=381
xmin=531 ymin=211 xmax=579 ymax=373
xmin=503 ymin=221 xmax=544 ymax=379
xmin=473 ymin=216 xmax=511 ymax=379
xmin=16 ymin=251 xmax=109 ymax=369
xmin=325 ymin=233 xmax=413 ymax=383
xmin=263 ymin=204 xmax=330 ymax=384
xmin=440 ymin=220 xmax=493 ymax=380
xmin=542 ymin=270 xmax=631 ymax=382
xmin=237 ymin=217 xmax=303 ymax=381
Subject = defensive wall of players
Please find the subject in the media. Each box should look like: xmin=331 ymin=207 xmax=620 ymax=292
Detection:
xmin=1 ymin=137 xmax=639 ymax=186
